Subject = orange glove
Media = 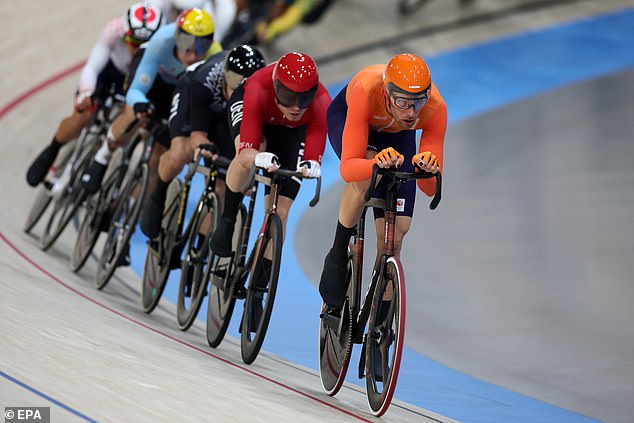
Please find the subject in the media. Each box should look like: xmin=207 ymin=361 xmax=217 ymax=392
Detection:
xmin=374 ymin=147 xmax=404 ymax=168
xmin=412 ymin=151 xmax=440 ymax=174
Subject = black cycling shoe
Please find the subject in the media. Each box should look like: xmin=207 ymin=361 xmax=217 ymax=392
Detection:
xmin=208 ymin=217 xmax=235 ymax=257
xmin=26 ymin=144 xmax=59 ymax=187
xmin=81 ymin=160 xmax=107 ymax=194
xmin=318 ymin=249 xmax=349 ymax=310
xmin=140 ymin=195 xmax=164 ymax=239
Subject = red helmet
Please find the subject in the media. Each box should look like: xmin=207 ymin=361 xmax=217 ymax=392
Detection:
xmin=272 ymin=52 xmax=319 ymax=108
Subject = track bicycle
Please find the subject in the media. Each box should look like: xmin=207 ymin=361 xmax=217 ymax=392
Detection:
xmin=69 ymin=116 xmax=164 ymax=278
xmin=140 ymin=147 xmax=229 ymax=322
xmin=24 ymin=88 xmax=124 ymax=240
xmin=206 ymin=164 xmax=321 ymax=364
xmin=93 ymin=116 xmax=168 ymax=289
xmin=318 ymin=164 xmax=441 ymax=416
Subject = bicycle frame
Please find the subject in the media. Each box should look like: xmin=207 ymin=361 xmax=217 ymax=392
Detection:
xmin=153 ymin=156 xmax=226 ymax=265
xmin=233 ymin=167 xmax=321 ymax=289
xmin=351 ymin=166 xmax=441 ymax=340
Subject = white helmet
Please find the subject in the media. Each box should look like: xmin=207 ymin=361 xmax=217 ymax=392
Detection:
xmin=123 ymin=3 xmax=163 ymax=45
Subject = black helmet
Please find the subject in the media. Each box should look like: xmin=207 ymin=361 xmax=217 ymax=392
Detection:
xmin=224 ymin=45 xmax=266 ymax=90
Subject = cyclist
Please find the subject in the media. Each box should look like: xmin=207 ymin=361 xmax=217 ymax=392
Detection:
xmin=81 ymin=8 xmax=222 ymax=195
xmin=208 ymin=51 xmax=331 ymax=325
xmin=25 ymin=3 xmax=163 ymax=187
xmin=153 ymin=0 xmax=237 ymax=42
xmin=318 ymin=53 xmax=447 ymax=314
xmin=140 ymin=44 xmax=266 ymax=239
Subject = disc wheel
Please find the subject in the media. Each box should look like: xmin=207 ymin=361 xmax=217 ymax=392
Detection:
xmin=176 ymin=191 xmax=220 ymax=330
xmin=95 ymin=163 xmax=149 ymax=290
xmin=69 ymin=167 xmax=121 ymax=273
xmin=240 ymin=214 xmax=283 ymax=365
xmin=365 ymin=257 xmax=406 ymax=417
xmin=206 ymin=204 xmax=246 ymax=348
xmin=141 ymin=179 xmax=183 ymax=313
xmin=23 ymin=144 xmax=74 ymax=234
xmin=38 ymin=148 xmax=93 ymax=251
xmin=318 ymin=256 xmax=354 ymax=396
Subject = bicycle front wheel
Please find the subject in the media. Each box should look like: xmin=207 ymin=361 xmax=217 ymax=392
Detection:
xmin=95 ymin=162 xmax=149 ymax=289
xmin=365 ymin=257 xmax=406 ymax=417
xmin=240 ymin=213 xmax=283 ymax=365
xmin=176 ymin=191 xmax=220 ymax=331
xmin=206 ymin=204 xmax=246 ymax=348
xmin=318 ymin=256 xmax=354 ymax=396
xmin=141 ymin=178 xmax=182 ymax=313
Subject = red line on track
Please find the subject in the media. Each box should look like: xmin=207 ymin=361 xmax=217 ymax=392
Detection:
xmin=0 ymin=61 xmax=85 ymax=120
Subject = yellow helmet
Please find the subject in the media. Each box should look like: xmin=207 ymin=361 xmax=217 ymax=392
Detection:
xmin=175 ymin=8 xmax=214 ymax=56
xmin=177 ymin=8 xmax=214 ymax=37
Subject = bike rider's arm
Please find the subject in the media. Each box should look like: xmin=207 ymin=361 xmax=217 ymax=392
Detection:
xmin=302 ymin=83 xmax=331 ymax=163
xmin=415 ymin=88 xmax=447 ymax=196
xmin=235 ymin=77 xmax=266 ymax=154
xmin=339 ymin=80 xmax=375 ymax=182
xmin=125 ymin=35 xmax=162 ymax=107
xmin=188 ymin=78 xmax=215 ymax=152
xmin=77 ymin=18 xmax=120 ymax=105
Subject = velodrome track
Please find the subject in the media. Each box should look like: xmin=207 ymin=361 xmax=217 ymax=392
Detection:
xmin=2 ymin=1 xmax=633 ymax=422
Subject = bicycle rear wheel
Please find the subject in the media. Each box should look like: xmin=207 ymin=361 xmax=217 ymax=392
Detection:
xmin=176 ymin=191 xmax=220 ymax=331
xmin=365 ymin=257 xmax=406 ymax=417
xmin=240 ymin=213 xmax=283 ymax=365
xmin=38 ymin=148 xmax=93 ymax=251
xmin=318 ymin=256 xmax=354 ymax=396
xmin=23 ymin=144 xmax=74 ymax=234
xmin=69 ymin=168 xmax=121 ymax=273
xmin=141 ymin=179 xmax=182 ymax=313
xmin=23 ymin=187 xmax=52 ymax=235
xmin=95 ymin=162 xmax=149 ymax=289
xmin=206 ymin=204 xmax=246 ymax=348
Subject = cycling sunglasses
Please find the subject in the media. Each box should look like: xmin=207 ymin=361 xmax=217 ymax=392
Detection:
xmin=389 ymin=85 xmax=431 ymax=111
xmin=175 ymin=30 xmax=213 ymax=57
xmin=274 ymin=80 xmax=318 ymax=109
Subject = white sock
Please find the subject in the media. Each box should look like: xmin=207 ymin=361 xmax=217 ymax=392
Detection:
xmin=94 ymin=140 xmax=113 ymax=165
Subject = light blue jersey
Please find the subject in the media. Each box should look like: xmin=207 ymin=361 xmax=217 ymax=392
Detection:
xmin=126 ymin=23 xmax=185 ymax=106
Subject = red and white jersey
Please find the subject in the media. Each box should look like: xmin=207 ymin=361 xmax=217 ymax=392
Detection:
xmin=77 ymin=17 xmax=132 ymax=95
xmin=238 ymin=64 xmax=331 ymax=163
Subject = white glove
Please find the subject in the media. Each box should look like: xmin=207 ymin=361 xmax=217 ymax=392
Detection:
xmin=297 ymin=160 xmax=321 ymax=178
xmin=75 ymin=90 xmax=93 ymax=112
xmin=254 ymin=152 xmax=280 ymax=172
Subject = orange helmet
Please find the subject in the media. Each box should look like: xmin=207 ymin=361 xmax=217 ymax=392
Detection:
xmin=383 ymin=53 xmax=431 ymax=95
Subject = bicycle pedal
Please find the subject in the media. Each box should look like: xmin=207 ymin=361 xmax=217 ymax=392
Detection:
xmin=232 ymin=285 xmax=246 ymax=299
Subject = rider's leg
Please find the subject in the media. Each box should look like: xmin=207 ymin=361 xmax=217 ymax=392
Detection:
xmin=373 ymin=215 xmax=412 ymax=260
xmin=26 ymin=108 xmax=93 ymax=186
xmin=373 ymin=215 xmax=412 ymax=300
xmin=82 ymin=105 xmax=135 ymax=193
xmin=209 ymin=144 xmax=257 ymax=257
xmin=318 ymin=180 xmax=370 ymax=309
